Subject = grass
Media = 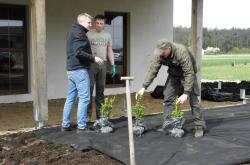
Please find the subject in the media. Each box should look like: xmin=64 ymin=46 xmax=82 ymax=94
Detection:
xmin=201 ymin=54 xmax=250 ymax=80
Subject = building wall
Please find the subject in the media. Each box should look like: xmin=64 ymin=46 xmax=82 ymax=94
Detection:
xmin=0 ymin=0 xmax=173 ymax=103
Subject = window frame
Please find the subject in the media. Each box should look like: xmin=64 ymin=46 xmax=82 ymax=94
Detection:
xmin=104 ymin=11 xmax=128 ymax=88
xmin=0 ymin=4 xmax=28 ymax=95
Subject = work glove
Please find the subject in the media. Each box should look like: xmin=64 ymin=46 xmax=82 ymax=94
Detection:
xmin=177 ymin=94 xmax=188 ymax=104
xmin=112 ymin=64 xmax=117 ymax=77
xmin=135 ymin=88 xmax=145 ymax=100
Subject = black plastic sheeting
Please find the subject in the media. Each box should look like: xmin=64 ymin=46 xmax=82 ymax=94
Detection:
xmin=202 ymin=81 xmax=250 ymax=95
xmin=151 ymin=81 xmax=250 ymax=101
xmin=201 ymin=87 xmax=240 ymax=101
xmin=151 ymin=85 xmax=164 ymax=99
xmin=35 ymin=104 xmax=250 ymax=165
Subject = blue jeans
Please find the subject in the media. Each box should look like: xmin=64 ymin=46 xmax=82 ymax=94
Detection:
xmin=62 ymin=69 xmax=90 ymax=129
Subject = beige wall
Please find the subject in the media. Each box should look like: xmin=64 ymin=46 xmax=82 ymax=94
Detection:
xmin=0 ymin=0 xmax=173 ymax=103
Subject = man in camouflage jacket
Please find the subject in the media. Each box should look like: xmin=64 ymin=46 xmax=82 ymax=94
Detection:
xmin=136 ymin=38 xmax=206 ymax=137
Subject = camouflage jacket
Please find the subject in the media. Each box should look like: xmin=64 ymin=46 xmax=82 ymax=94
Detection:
xmin=142 ymin=42 xmax=197 ymax=95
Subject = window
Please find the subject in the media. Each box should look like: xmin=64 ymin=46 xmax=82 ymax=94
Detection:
xmin=104 ymin=12 xmax=128 ymax=87
xmin=0 ymin=4 xmax=27 ymax=95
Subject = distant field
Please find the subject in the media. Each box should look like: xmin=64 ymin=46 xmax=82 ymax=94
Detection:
xmin=201 ymin=54 xmax=250 ymax=80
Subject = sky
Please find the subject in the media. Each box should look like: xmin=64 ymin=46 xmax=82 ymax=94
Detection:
xmin=174 ymin=0 xmax=250 ymax=29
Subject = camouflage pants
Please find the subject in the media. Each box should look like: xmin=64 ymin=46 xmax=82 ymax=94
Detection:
xmin=163 ymin=75 xmax=206 ymax=129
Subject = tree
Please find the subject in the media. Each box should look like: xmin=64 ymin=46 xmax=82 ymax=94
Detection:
xmin=174 ymin=27 xmax=250 ymax=54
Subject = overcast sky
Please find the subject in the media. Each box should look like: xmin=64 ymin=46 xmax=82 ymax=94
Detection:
xmin=174 ymin=0 xmax=250 ymax=29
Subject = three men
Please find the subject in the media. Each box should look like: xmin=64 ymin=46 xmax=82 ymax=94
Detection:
xmin=62 ymin=13 xmax=205 ymax=137
xmin=136 ymin=38 xmax=206 ymax=137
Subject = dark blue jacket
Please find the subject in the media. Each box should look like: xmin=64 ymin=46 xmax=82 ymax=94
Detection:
xmin=66 ymin=22 xmax=94 ymax=70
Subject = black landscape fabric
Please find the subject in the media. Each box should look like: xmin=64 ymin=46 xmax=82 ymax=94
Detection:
xmin=35 ymin=104 xmax=250 ymax=165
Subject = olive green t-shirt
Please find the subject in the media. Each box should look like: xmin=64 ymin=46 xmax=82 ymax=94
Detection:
xmin=87 ymin=29 xmax=112 ymax=61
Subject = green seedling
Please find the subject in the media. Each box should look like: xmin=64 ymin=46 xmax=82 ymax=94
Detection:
xmin=171 ymin=96 xmax=184 ymax=118
xmin=100 ymin=96 xmax=115 ymax=119
xmin=133 ymin=96 xmax=145 ymax=124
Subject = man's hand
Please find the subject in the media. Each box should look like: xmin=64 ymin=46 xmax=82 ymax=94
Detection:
xmin=177 ymin=94 xmax=188 ymax=104
xmin=94 ymin=56 xmax=103 ymax=65
xmin=112 ymin=64 xmax=117 ymax=77
xmin=135 ymin=88 xmax=145 ymax=100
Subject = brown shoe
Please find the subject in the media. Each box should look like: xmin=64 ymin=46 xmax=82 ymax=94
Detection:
xmin=194 ymin=126 xmax=204 ymax=138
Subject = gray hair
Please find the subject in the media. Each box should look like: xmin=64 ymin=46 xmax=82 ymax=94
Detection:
xmin=77 ymin=13 xmax=93 ymax=24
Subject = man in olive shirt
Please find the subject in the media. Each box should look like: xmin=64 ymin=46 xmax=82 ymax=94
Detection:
xmin=87 ymin=15 xmax=116 ymax=119
xmin=136 ymin=38 xmax=206 ymax=137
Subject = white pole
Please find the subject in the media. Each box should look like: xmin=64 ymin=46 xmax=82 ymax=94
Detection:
xmin=240 ymin=89 xmax=247 ymax=104
xmin=216 ymin=81 xmax=222 ymax=93
xmin=218 ymin=81 xmax=222 ymax=90
xmin=121 ymin=76 xmax=136 ymax=165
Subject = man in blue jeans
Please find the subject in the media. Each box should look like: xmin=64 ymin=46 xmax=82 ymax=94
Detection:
xmin=62 ymin=13 xmax=103 ymax=133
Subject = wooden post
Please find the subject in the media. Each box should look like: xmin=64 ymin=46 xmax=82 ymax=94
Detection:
xmin=30 ymin=0 xmax=48 ymax=128
xmin=121 ymin=76 xmax=136 ymax=165
xmin=191 ymin=0 xmax=203 ymax=101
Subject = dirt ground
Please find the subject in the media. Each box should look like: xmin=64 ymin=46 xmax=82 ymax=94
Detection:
xmin=0 ymin=132 xmax=123 ymax=165
xmin=0 ymin=92 xmax=246 ymax=164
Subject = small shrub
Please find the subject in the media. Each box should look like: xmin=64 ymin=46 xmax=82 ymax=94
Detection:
xmin=100 ymin=96 xmax=115 ymax=119
xmin=133 ymin=96 xmax=145 ymax=124
xmin=171 ymin=96 xmax=184 ymax=118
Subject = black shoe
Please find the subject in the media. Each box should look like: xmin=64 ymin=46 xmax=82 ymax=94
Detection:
xmin=76 ymin=128 xmax=88 ymax=133
xmin=61 ymin=126 xmax=73 ymax=132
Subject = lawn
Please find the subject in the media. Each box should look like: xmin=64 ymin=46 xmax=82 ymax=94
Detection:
xmin=201 ymin=54 xmax=250 ymax=80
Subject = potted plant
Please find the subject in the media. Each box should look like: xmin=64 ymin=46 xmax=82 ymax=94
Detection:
xmin=171 ymin=96 xmax=184 ymax=119
xmin=163 ymin=96 xmax=185 ymax=137
xmin=132 ymin=96 xmax=146 ymax=137
xmin=93 ymin=96 xmax=115 ymax=133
